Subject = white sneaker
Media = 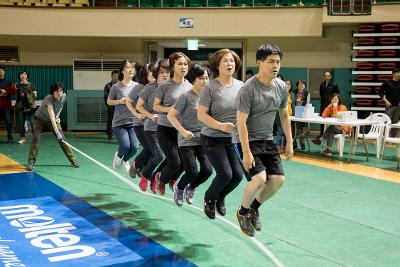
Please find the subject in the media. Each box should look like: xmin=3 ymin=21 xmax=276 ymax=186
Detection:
xmin=113 ymin=152 xmax=122 ymax=169
xmin=122 ymin=161 xmax=130 ymax=174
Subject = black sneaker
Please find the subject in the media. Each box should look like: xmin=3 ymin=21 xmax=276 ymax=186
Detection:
xmin=216 ymin=198 xmax=226 ymax=216
xmin=7 ymin=139 xmax=14 ymax=144
xmin=236 ymin=210 xmax=255 ymax=237
xmin=26 ymin=162 xmax=35 ymax=171
xmin=204 ymin=200 xmax=216 ymax=219
xmin=71 ymin=160 xmax=80 ymax=168
xmin=250 ymin=209 xmax=262 ymax=231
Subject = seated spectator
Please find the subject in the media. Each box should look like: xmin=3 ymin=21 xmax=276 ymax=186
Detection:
xmin=312 ymin=93 xmax=351 ymax=156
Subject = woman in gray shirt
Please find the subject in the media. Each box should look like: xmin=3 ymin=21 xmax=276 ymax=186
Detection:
xmin=198 ymin=49 xmax=244 ymax=219
xmin=153 ymin=52 xmax=192 ymax=195
xmin=107 ymin=59 xmax=139 ymax=174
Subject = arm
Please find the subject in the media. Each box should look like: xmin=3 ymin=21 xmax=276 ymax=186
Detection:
xmin=47 ymin=104 xmax=63 ymax=140
xmin=197 ymin=105 xmax=234 ymax=133
xmin=167 ymin=107 xmax=195 ymax=140
xmin=322 ymin=105 xmax=332 ymax=118
xmin=136 ymin=97 xmax=157 ymax=122
xmin=6 ymin=83 xmax=16 ymax=96
xmin=237 ymin=110 xmax=254 ymax=171
xmin=107 ymin=97 xmax=126 ymax=106
xmin=153 ymin=97 xmax=171 ymax=113
xmin=279 ymin=108 xmax=293 ymax=160
xmin=126 ymin=98 xmax=145 ymax=120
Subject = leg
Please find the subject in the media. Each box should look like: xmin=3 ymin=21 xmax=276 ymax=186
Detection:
xmin=4 ymin=108 xmax=13 ymax=141
xmin=124 ymin=126 xmax=139 ymax=161
xmin=53 ymin=122 xmax=76 ymax=163
xmin=113 ymin=126 xmax=131 ymax=159
xmin=133 ymin=126 xmax=151 ymax=170
xmin=218 ymin=144 xmax=244 ymax=200
xmin=255 ymin=175 xmax=285 ymax=204
xmin=28 ymin=119 xmax=43 ymax=163
xmin=241 ymin=171 xmax=267 ymax=209
xmin=17 ymin=109 xmax=25 ymax=138
xmin=107 ymin=107 xmax=114 ymax=138
xmin=190 ymin=145 xmax=213 ymax=188
xmin=177 ymin=146 xmax=198 ymax=190
xmin=157 ymin=126 xmax=181 ymax=184
xmin=323 ymin=125 xmax=342 ymax=148
xmin=141 ymin=131 xmax=165 ymax=178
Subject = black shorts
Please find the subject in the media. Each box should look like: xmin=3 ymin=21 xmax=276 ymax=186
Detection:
xmin=234 ymin=140 xmax=284 ymax=181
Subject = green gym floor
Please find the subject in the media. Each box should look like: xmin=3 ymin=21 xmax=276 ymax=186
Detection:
xmin=1 ymin=132 xmax=399 ymax=267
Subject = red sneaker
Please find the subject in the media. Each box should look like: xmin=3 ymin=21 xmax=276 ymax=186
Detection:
xmin=169 ymin=180 xmax=176 ymax=192
xmin=150 ymin=176 xmax=157 ymax=194
xmin=155 ymin=172 xmax=165 ymax=195
xmin=322 ymin=148 xmax=332 ymax=156
xmin=139 ymin=175 xmax=148 ymax=192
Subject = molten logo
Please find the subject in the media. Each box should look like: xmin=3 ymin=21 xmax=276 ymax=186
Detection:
xmin=0 ymin=204 xmax=96 ymax=262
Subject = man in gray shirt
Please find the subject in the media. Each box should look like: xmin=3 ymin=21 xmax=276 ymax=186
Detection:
xmin=26 ymin=82 xmax=78 ymax=171
xmin=235 ymin=44 xmax=293 ymax=237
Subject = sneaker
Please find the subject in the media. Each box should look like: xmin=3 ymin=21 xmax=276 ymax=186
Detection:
xmin=7 ymin=139 xmax=14 ymax=144
xmin=204 ymin=199 xmax=216 ymax=219
xmin=312 ymin=139 xmax=322 ymax=145
xmin=169 ymin=180 xmax=176 ymax=192
xmin=155 ymin=172 xmax=165 ymax=195
xmin=26 ymin=162 xmax=35 ymax=171
xmin=113 ymin=152 xmax=122 ymax=169
xmin=139 ymin=175 xmax=148 ymax=192
xmin=150 ymin=176 xmax=157 ymax=194
xmin=250 ymin=209 xmax=262 ymax=231
xmin=301 ymin=144 xmax=306 ymax=151
xmin=18 ymin=138 xmax=26 ymax=144
xmin=173 ymin=183 xmax=184 ymax=206
xmin=216 ymin=198 xmax=226 ymax=216
xmin=129 ymin=161 xmax=137 ymax=178
xmin=71 ymin=160 xmax=80 ymax=168
xmin=236 ymin=210 xmax=255 ymax=237
xmin=122 ymin=161 xmax=130 ymax=174
xmin=322 ymin=148 xmax=332 ymax=156
xmin=184 ymin=184 xmax=196 ymax=205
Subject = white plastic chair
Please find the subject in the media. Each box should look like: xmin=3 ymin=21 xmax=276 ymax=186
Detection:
xmin=350 ymin=113 xmax=391 ymax=158
xmin=381 ymin=123 xmax=400 ymax=169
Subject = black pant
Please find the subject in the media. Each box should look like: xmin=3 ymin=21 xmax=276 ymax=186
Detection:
xmin=157 ymin=125 xmax=184 ymax=184
xmin=201 ymin=135 xmax=243 ymax=202
xmin=0 ymin=108 xmax=13 ymax=140
xmin=133 ymin=126 xmax=151 ymax=170
xmin=142 ymin=131 xmax=165 ymax=179
xmin=17 ymin=109 xmax=34 ymax=138
xmin=177 ymin=145 xmax=213 ymax=190
xmin=106 ymin=106 xmax=114 ymax=137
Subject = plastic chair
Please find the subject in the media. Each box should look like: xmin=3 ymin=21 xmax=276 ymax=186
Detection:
xmin=350 ymin=113 xmax=391 ymax=158
xmin=381 ymin=123 xmax=400 ymax=169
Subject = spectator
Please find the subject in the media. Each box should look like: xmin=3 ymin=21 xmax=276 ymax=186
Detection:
xmin=104 ymin=70 xmax=119 ymax=140
xmin=380 ymin=68 xmax=400 ymax=137
xmin=245 ymin=69 xmax=254 ymax=81
xmin=0 ymin=66 xmax=16 ymax=143
xmin=293 ymin=79 xmax=309 ymax=150
xmin=319 ymin=71 xmax=340 ymax=137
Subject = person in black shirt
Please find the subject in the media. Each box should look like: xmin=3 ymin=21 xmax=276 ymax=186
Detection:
xmin=380 ymin=68 xmax=400 ymax=137
xmin=319 ymin=71 xmax=340 ymax=136
xmin=104 ymin=70 xmax=119 ymax=140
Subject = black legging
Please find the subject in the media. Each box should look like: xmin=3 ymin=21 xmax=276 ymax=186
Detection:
xmin=177 ymin=145 xmax=213 ymax=190
xmin=156 ymin=125 xmax=184 ymax=184
xmin=141 ymin=131 xmax=164 ymax=179
xmin=201 ymin=134 xmax=243 ymax=202
xmin=133 ymin=126 xmax=151 ymax=170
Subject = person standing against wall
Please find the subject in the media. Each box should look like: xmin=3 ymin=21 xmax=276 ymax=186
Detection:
xmin=0 ymin=66 xmax=16 ymax=143
xmin=15 ymin=71 xmax=37 ymax=144
xmin=104 ymin=70 xmax=119 ymax=140
xmin=318 ymin=71 xmax=340 ymax=137
xmin=380 ymin=68 xmax=400 ymax=137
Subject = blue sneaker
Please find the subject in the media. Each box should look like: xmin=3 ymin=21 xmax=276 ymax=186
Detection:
xmin=184 ymin=184 xmax=196 ymax=205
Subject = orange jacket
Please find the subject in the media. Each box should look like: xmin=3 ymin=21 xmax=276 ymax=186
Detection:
xmin=322 ymin=104 xmax=352 ymax=133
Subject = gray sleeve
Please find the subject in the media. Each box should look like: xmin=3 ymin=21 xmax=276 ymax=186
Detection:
xmin=198 ymin=85 xmax=212 ymax=108
xmin=108 ymin=84 xmax=117 ymax=100
xmin=280 ymin=85 xmax=289 ymax=109
xmin=235 ymin=87 xmax=252 ymax=114
xmin=43 ymin=95 xmax=52 ymax=107
xmin=155 ymin=84 xmax=166 ymax=103
xmin=173 ymin=94 xmax=187 ymax=114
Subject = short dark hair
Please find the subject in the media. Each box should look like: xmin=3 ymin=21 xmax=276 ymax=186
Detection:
xmin=111 ymin=70 xmax=119 ymax=76
xmin=393 ymin=68 xmax=400 ymax=74
xmin=246 ymin=69 xmax=254 ymax=76
xmin=50 ymin=82 xmax=64 ymax=95
xmin=18 ymin=71 xmax=29 ymax=81
xmin=168 ymin=52 xmax=191 ymax=78
xmin=208 ymin=49 xmax=242 ymax=78
xmin=152 ymin=59 xmax=170 ymax=81
xmin=186 ymin=63 xmax=209 ymax=84
xmin=136 ymin=63 xmax=152 ymax=85
xmin=118 ymin=59 xmax=137 ymax=81
xmin=256 ymin=44 xmax=283 ymax=61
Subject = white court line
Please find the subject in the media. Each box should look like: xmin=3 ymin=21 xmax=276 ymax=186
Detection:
xmin=63 ymin=141 xmax=285 ymax=267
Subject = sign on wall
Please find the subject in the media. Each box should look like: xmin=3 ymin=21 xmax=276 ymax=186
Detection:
xmin=179 ymin=18 xmax=194 ymax=28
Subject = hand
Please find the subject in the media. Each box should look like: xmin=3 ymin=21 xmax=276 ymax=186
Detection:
xmin=182 ymin=130 xmax=195 ymax=140
xmin=135 ymin=113 xmax=145 ymax=120
xmin=385 ymin=101 xmax=391 ymax=108
xmin=285 ymin=142 xmax=294 ymax=160
xmin=21 ymin=93 xmax=25 ymax=97
xmin=56 ymin=131 xmax=64 ymax=141
xmin=219 ymin=122 xmax=235 ymax=134
xmin=119 ymin=98 xmax=127 ymax=105
xmin=243 ymin=152 xmax=255 ymax=172
xmin=0 ymin=89 xmax=6 ymax=95
xmin=332 ymin=102 xmax=338 ymax=107
xmin=150 ymin=114 xmax=159 ymax=122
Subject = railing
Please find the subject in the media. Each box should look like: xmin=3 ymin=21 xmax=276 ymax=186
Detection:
xmin=329 ymin=0 xmax=372 ymax=15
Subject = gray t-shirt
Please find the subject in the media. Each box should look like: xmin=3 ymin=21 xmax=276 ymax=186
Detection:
xmin=199 ymin=78 xmax=243 ymax=143
xmin=155 ymin=79 xmax=192 ymax=128
xmin=138 ymin=83 xmax=159 ymax=132
xmin=173 ymin=90 xmax=203 ymax=147
xmin=128 ymin=83 xmax=145 ymax=126
xmin=34 ymin=94 xmax=66 ymax=122
xmin=108 ymin=81 xmax=138 ymax=128
xmin=235 ymin=76 xmax=288 ymax=141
